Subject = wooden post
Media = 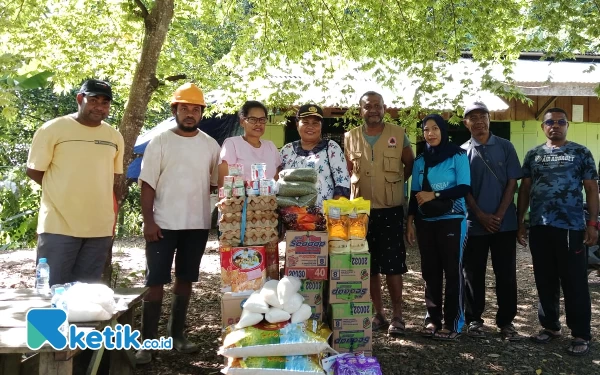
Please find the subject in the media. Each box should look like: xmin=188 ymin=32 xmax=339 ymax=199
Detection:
xmin=38 ymin=352 xmax=72 ymax=375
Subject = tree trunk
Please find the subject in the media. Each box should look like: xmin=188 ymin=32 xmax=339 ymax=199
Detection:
xmin=103 ymin=0 xmax=175 ymax=285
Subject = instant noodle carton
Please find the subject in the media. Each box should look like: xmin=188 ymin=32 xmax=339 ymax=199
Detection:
xmin=221 ymin=291 xmax=253 ymax=328
xmin=220 ymin=245 xmax=267 ymax=293
xmin=284 ymin=231 xmax=328 ymax=280
xmin=329 ymin=302 xmax=373 ymax=353
xmin=328 ymin=253 xmax=370 ymax=303
xmin=299 ymin=280 xmax=324 ymax=321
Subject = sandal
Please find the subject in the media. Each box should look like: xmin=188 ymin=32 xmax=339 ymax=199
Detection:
xmin=420 ymin=323 xmax=438 ymax=338
xmin=500 ymin=324 xmax=525 ymax=342
xmin=433 ymin=329 xmax=462 ymax=341
xmin=466 ymin=321 xmax=486 ymax=338
xmin=566 ymin=340 xmax=590 ymax=357
xmin=372 ymin=313 xmax=389 ymax=331
xmin=388 ymin=317 xmax=406 ymax=337
xmin=531 ymin=329 xmax=561 ymax=344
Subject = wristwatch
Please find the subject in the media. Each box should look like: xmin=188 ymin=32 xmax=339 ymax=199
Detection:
xmin=434 ymin=192 xmax=440 ymax=199
xmin=586 ymin=220 xmax=600 ymax=230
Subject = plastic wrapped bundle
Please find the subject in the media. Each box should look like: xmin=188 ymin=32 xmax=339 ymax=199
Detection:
xmin=277 ymin=180 xmax=317 ymax=197
xmin=279 ymin=168 xmax=318 ymax=183
xmin=333 ymin=356 xmax=383 ymax=375
xmin=277 ymin=195 xmax=317 ymax=208
xmin=223 ymin=355 xmax=325 ymax=375
xmin=219 ymin=320 xmax=333 ymax=358
xmin=279 ymin=206 xmax=326 ymax=231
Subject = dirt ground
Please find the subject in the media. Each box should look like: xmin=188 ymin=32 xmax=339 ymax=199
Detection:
xmin=1 ymin=231 xmax=599 ymax=375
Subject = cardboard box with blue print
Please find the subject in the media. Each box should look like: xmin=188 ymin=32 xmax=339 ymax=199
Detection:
xmin=221 ymin=291 xmax=253 ymax=328
xmin=329 ymin=302 xmax=373 ymax=353
xmin=299 ymin=279 xmax=324 ymax=321
xmin=328 ymin=253 xmax=371 ymax=303
xmin=284 ymin=231 xmax=328 ymax=280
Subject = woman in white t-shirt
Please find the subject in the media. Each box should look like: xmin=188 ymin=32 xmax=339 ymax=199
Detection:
xmin=218 ymin=101 xmax=281 ymax=184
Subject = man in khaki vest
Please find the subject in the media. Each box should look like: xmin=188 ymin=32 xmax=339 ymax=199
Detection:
xmin=344 ymin=91 xmax=414 ymax=336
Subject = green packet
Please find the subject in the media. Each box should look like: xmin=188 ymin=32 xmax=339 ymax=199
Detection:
xmin=220 ymin=320 xmax=333 ymax=358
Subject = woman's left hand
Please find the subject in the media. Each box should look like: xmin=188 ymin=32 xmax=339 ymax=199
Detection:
xmin=416 ymin=191 xmax=436 ymax=206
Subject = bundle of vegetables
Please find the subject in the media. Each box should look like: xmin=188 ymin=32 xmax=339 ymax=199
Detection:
xmin=276 ymin=168 xmax=318 ymax=208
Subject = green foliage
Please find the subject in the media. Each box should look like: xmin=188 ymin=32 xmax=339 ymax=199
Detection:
xmin=117 ymin=183 xmax=144 ymax=237
xmin=0 ymin=168 xmax=39 ymax=249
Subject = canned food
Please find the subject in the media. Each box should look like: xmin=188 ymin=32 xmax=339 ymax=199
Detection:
xmin=223 ymin=187 xmax=233 ymax=198
xmin=228 ymin=163 xmax=244 ymax=177
xmin=232 ymin=187 xmax=245 ymax=197
xmin=223 ymin=176 xmax=234 ymax=189
xmin=233 ymin=176 xmax=245 ymax=188
xmin=218 ymin=187 xmax=226 ymax=199
xmin=246 ymin=186 xmax=259 ymax=196
xmin=251 ymin=163 xmax=267 ymax=181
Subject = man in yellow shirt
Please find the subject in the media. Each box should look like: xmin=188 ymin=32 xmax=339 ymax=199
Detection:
xmin=26 ymin=79 xmax=124 ymax=286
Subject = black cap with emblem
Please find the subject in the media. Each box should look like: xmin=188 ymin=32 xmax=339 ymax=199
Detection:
xmin=297 ymin=104 xmax=324 ymax=119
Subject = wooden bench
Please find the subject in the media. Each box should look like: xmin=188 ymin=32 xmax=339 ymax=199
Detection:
xmin=0 ymin=287 xmax=147 ymax=375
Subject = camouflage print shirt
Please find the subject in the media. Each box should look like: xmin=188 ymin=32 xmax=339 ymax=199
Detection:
xmin=522 ymin=142 xmax=598 ymax=230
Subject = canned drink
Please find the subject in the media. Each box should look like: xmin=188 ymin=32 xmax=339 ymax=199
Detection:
xmin=223 ymin=176 xmax=234 ymax=189
xmin=218 ymin=187 xmax=226 ymax=199
xmin=223 ymin=187 xmax=233 ymax=198
xmin=233 ymin=176 xmax=245 ymax=188
xmin=251 ymin=163 xmax=267 ymax=181
xmin=233 ymin=187 xmax=245 ymax=197
xmin=259 ymin=179 xmax=273 ymax=196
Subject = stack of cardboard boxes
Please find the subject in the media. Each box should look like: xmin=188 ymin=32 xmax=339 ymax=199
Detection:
xmin=283 ymin=231 xmax=328 ymax=321
xmin=328 ymin=252 xmax=372 ymax=355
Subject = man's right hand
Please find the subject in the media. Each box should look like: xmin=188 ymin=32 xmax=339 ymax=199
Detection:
xmin=517 ymin=223 xmax=528 ymax=247
xmin=477 ymin=212 xmax=500 ymax=233
xmin=144 ymin=221 xmax=163 ymax=242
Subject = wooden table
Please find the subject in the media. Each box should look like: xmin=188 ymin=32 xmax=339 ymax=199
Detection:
xmin=0 ymin=287 xmax=148 ymax=375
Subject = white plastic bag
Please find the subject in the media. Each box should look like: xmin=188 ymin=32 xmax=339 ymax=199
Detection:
xmin=265 ymin=307 xmax=291 ymax=323
xmin=62 ymin=283 xmax=115 ymax=322
xmin=260 ymin=280 xmax=282 ymax=308
xmin=243 ymin=292 xmax=270 ymax=314
xmin=291 ymin=304 xmax=312 ymax=324
xmin=277 ymin=276 xmax=301 ymax=305
xmin=282 ymin=293 xmax=304 ymax=314
xmin=236 ymin=309 xmax=264 ymax=329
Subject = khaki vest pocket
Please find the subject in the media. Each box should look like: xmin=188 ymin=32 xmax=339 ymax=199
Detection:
xmin=350 ymin=151 xmax=362 ymax=174
xmin=383 ymin=150 xmax=401 ymax=173
xmin=384 ymin=173 xmax=403 ymax=206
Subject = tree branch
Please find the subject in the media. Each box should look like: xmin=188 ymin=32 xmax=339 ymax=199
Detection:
xmin=165 ymin=74 xmax=187 ymax=82
xmin=133 ymin=0 xmax=149 ymax=19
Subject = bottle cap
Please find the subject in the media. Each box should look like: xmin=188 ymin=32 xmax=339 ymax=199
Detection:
xmin=55 ymin=287 xmax=65 ymax=294
xmin=39 ymin=258 xmax=47 ymax=263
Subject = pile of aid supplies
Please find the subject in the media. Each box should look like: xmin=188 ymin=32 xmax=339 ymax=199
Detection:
xmin=219 ymin=276 xmax=382 ymax=375
xmin=216 ymin=165 xmax=384 ymax=374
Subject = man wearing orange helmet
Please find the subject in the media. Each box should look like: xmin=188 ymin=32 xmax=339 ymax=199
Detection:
xmin=136 ymin=83 xmax=221 ymax=364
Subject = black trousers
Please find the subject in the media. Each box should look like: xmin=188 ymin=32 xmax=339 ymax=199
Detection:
xmin=529 ymin=225 xmax=591 ymax=341
xmin=416 ymin=218 xmax=467 ymax=332
xmin=463 ymin=231 xmax=517 ymax=328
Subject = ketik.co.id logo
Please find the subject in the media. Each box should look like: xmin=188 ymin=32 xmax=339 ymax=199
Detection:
xmin=27 ymin=308 xmax=172 ymax=350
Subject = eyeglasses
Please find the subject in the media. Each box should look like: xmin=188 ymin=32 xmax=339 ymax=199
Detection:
xmin=244 ymin=117 xmax=268 ymax=125
xmin=543 ymin=119 xmax=568 ymax=127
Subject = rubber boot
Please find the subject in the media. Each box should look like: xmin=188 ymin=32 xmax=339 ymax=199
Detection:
xmin=167 ymin=294 xmax=198 ymax=353
xmin=135 ymin=300 xmax=162 ymax=365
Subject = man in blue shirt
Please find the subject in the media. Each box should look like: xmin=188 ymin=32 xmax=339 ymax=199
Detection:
xmin=461 ymin=102 xmax=524 ymax=341
xmin=517 ymin=107 xmax=598 ymax=357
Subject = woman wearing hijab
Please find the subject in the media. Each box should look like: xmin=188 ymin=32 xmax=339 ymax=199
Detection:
xmin=405 ymin=114 xmax=471 ymax=341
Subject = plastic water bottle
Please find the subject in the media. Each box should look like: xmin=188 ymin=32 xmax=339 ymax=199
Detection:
xmin=51 ymin=287 xmax=69 ymax=337
xmin=35 ymin=258 xmax=50 ymax=296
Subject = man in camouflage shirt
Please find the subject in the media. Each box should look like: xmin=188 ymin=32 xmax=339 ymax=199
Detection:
xmin=517 ymin=107 xmax=598 ymax=357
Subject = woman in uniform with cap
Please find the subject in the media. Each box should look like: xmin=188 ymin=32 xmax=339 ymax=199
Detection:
xmin=279 ymin=104 xmax=350 ymax=209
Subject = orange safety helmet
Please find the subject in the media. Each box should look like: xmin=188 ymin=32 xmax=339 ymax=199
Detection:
xmin=171 ymin=83 xmax=206 ymax=107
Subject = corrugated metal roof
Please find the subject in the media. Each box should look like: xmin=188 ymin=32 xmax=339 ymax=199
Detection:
xmin=207 ymin=58 xmax=599 ymax=112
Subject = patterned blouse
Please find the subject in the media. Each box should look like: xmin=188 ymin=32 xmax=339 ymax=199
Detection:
xmin=280 ymin=139 xmax=351 ymax=208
